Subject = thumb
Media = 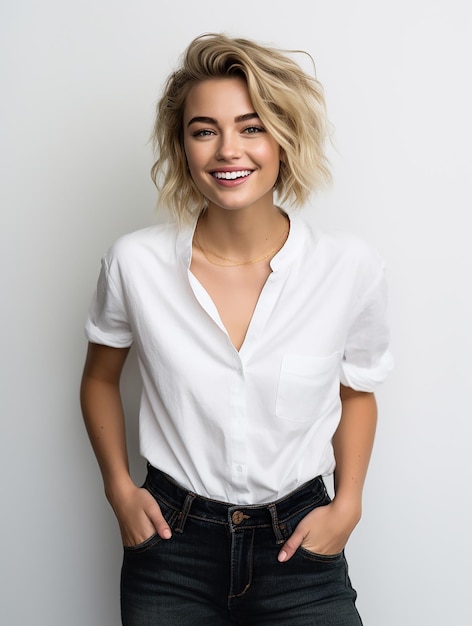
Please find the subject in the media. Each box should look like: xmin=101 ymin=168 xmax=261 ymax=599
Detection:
xmin=278 ymin=527 xmax=305 ymax=563
xmin=146 ymin=500 xmax=172 ymax=540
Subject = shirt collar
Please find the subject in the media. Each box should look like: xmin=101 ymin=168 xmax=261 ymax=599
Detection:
xmin=176 ymin=210 xmax=310 ymax=271
xmin=176 ymin=218 xmax=198 ymax=269
xmin=269 ymin=211 xmax=308 ymax=272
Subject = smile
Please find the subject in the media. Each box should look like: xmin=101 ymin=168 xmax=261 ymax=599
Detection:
xmin=211 ymin=170 xmax=252 ymax=180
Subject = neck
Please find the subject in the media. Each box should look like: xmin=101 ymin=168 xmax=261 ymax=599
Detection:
xmin=199 ymin=204 xmax=288 ymax=258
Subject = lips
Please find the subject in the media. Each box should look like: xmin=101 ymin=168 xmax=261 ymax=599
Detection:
xmin=211 ymin=170 xmax=252 ymax=180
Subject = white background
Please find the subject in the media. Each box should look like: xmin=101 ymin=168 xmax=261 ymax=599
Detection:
xmin=1 ymin=1 xmax=471 ymax=624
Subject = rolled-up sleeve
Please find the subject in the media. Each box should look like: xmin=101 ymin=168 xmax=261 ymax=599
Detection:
xmin=85 ymin=255 xmax=134 ymax=348
xmin=340 ymin=264 xmax=394 ymax=391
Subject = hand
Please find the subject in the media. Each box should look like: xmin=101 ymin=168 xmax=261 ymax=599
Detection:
xmin=108 ymin=483 xmax=172 ymax=547
xmin=277 ymin=499 xmax=361 ymax=563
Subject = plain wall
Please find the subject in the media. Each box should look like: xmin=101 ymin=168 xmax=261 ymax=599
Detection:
xmin=1 ymin=1 xmax=471 ymax=624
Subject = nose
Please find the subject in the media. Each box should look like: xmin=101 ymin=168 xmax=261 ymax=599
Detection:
xmin=215 ymin=131 xmax=242 ymax=161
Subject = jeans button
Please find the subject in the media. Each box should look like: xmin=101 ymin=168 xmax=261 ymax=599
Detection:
xmin=232 ymin=510 xmax=250 ymax=524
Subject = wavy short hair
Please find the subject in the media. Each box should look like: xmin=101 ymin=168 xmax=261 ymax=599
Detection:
xmin=151 ymin=33 xmax=331 ymax=222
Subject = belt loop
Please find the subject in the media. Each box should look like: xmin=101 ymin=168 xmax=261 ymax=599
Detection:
xmin=174 ymin=492 xmax=196 ymax=534
xmin=268 ymin=503 xmax=285 ymax=545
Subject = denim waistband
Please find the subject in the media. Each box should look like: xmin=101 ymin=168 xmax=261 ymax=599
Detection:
xmin=144 ymin=465 xmax=328 ymax=543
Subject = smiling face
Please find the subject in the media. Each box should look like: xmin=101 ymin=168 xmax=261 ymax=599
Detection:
xmin=183 ymin=77 xmax=281 ymax=214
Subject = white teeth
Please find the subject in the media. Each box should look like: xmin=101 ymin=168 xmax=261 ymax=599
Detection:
xmin=213 ymin=170 xmax=251 ymax=180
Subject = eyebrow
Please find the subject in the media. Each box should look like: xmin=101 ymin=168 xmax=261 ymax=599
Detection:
xmin=187 ymin=112 xmax=259 ymax=127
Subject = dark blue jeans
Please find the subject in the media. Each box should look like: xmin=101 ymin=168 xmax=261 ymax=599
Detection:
xmin=121 ymin=466 xmax=363 ymax=625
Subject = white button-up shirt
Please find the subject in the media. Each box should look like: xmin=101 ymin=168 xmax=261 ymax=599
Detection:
xmin=85 ymin=214 xmax=393 ymax=504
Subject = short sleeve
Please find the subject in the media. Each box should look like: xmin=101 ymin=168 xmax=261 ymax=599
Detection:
xmin=84 ymin=255 xmax=134 ymax=348
xmin=340 ymin=263 xmax=394 ymax=391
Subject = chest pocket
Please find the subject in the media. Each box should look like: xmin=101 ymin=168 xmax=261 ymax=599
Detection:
xmin=276 ymin=353 xmax=341 ymax=422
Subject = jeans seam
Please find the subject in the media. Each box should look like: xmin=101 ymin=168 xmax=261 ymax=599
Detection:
xmin=228 ymin=529 xmax=255 ymax=601
xmin=268 ymin=503 xmax=285 ymax=544
xmin=174 ymin=492 xmax=196 ymax=534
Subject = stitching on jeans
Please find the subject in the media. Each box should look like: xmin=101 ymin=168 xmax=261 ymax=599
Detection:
xmin=146 ymin=474 xmax=328 ymax=529
xmin=123 ymin=510 xmax=179 ymax=553
xmin=268 ymin=503 xmax=285 ymax=545
xmin=228 ymin=529 xmax=255 ymax=599
xmin=175 ymin=492 xmax=196 ymax=534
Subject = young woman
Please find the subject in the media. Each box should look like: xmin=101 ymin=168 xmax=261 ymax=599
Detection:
xmin=81 ymin=33 xmax=393 ymax=625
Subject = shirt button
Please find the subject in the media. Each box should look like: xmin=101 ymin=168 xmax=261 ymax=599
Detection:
xmin=236 ymin=465 xmax=243 ymax=472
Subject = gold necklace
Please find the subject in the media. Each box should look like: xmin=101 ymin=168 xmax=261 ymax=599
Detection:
xmin=194 ymin=220 xmax=289 ymax=267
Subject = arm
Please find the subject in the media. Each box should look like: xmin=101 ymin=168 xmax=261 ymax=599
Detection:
xmin=80 ymin=342 xmax=172 ymax=545
xmin=278 ymin=385 xmax=377 ymax=562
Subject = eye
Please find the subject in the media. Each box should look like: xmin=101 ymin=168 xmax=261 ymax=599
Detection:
xmin=192 ymin=129 xmax=215 ymax=138
xmin=243 ymin=126 xmax=265 ymax=134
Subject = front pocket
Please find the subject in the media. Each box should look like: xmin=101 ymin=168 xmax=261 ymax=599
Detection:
xmin=123 ymin=490 xmax=179 ymax=553
xmin=296 ymin=546 xmax=344 ymax=563
xmin=123 ymin=531 xmax=162 ymax=553
xmin=275 ymin=352 xmax=341 ymax=422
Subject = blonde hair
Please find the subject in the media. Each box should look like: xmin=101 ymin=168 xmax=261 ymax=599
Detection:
xmin=151 ymin=33 xmax=331 ymax=222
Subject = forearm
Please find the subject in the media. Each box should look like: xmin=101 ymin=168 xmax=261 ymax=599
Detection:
xmin=332 ymin=385 xmax=378 ymax=518
xmin=81 ymin=378 xmax=133 ymax=495
xmin=80 ymin=343 xmax=172 ymax=545
xmin=80 ymin=344 xmax=134 ymax=502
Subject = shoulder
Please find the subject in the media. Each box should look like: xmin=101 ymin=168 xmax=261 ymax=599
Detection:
xmin=293 ymin=217 xmax=387 ymax=305
xmin=100 ymin=221 xmax=188 ymax=275
xmin=324 ymin=230 xmax=383 ymax=269
xmin=108 ymin=221 xmax=181 ymax=259
xmin=298 ymin=216 xmax=385 ymax=272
